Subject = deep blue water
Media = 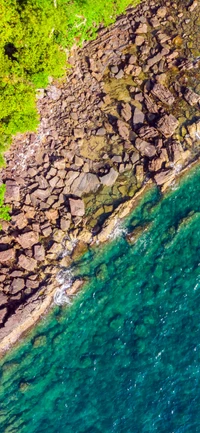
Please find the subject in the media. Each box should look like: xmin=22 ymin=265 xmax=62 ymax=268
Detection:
xmin=0 ymin=166 xmax=200 ymax=433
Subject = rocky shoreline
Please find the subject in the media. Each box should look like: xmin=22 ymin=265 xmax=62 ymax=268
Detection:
xmin=0 ymin=0 xmax=199 ymax=355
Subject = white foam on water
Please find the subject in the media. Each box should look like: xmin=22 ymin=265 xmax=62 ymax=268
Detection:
xmin=54 ymin=268 xmax=74 ymax=306
xmin=107 ymin=219 xmax=128 ymax=240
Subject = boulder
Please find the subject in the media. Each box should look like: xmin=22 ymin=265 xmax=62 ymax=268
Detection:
xmin=70 ymin=172 xmax=100 ymax=196
xmin=187 ymin=120 xmax=200 ymax=141
xmin=121 ymin=103 xmax=132 ymax=122
xmin=0 ymin=308 xmax=7 ymax=323
xmin=100 ymin=168 xmax=119 ymax=187
xmin=151 ymin=83 xmax=175 ymax=105
xmin=69 ymin=198 xmax=85 ymax=217
xmin=96 ymin=127 xmax=106 ymax=136
xmin=117 ymin=120 xmax=130 ymax=140
xmin=5 ymin=181 xmax=20 ymax=203
xmin=17 ymin=231 xmax=39 ymax=249
xmin=0 ymin=248 xmax=15 ymax=263
xmin=156 ymin=114 xmax=179 ymax=137
xmin=135 ymin=23 xmax=148 ymax=33
xmin=135 ymin=35 xmax=145 ymax=46
xmin=154 ymin=170 xmax=175 ymax=186
xmin=135 ymin=138 xmax=157 ymax=158
xmin=184 ymin=88 xmax=200 ymax=106
xmin=133 ymin=107 xmax=145 ymax=126
xmin=11 ymin=278 xmax=25 ymax=294
xmin=18 ymin=255 xmax=37 ymax=271
xmin=138 ymin=126 xmax=158 ymax=139
xmin=34 ymin=245 xmax=45 ymax=261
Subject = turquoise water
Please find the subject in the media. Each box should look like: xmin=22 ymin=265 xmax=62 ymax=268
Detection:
xmin=1 ymin=166 xmax=200 ymax=433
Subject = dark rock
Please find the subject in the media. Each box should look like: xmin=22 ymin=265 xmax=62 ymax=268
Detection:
xmin=156 ymin=114 xmax=179 ymax=137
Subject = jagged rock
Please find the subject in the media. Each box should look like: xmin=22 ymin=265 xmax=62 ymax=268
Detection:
xmin=151 ymin=83 xmax=175 ymax=105
xmin=34 ymin=245 xmax=45 ymax=261
xmin=100 ymin=168 xmax=119 ymax=186
xmin=18 ymin=255 xmax=37 ymax=271
xmin=117 ymin=120 xmax=130 ymax=140
xmin=135 ymin=23 xmax=148 ymax=33
xmin=0 ymin=292 xmax=7 ymax=305
xmin=148 ymin=148 xmax=168 ymax=172
xmin=0 ymin=308 xmax=7 ymax=323
xmin=110 ymin=65 xmax=119 ymax=74
xmin=73 ymin=128 xmax=85 ymax=138
xmin=135 ymin=35 xmax=145 ymax=46
xmin=4 ymin=181 xmax=20 ymax=203
xmin=188 ymin=0 xmax=198 ymax=12
xmin=144 ymin=94 xmax=159 ymax=113
xmin=154 ymin=170 xmax=175 ymax=186
xmin=0 ymin=248 xmax=15 ymax=263
xmin=130 ymin=152 xmax=140 ymax=164
xmin=133 ymin=107 xmax=145 ymax=126
xmin=60 ymin=218 xmax=71 ymax=231
xmin=138 ymin=126 xmax=158 ymax=139
xmin=12 ymin=212 xmax=28 ymax=230
xmin=135 ymin=164 xmax=144 ymax=183
xmin=157 ymin=114 xmax=179 ymax=137
xmin=187 ymin=120 xmax=200 ymax=141
xmin=31 ymin=188 xmax=51 ymax=202
xmin=69 ymin=198 xmax=85 ymax=217
xmin=184 ymin=88 xmax=200 ymax=106
xmin=156 ymin=6 xmax=167 ymax=17
xmin=70 ymin=172 xmax=100 ymax=196
xmin=135 ymin=138 xmax=157 ymax=157
xmin=147 ymin=48 xmax=169 ymax=68
xmin=115 ymin=70 xmax=124 ymax=79
xmin=96 ymin=127 xmax=106 ymax=136
xmin=121 ymin=103 xmax=132 ymax=122
xmin=131 ymin=65 xmax=142 ymax=76
xmin=17 ymin=231 xmax=39 ymax=249
xmin=11 ymin=278 xmax=25 ymax=294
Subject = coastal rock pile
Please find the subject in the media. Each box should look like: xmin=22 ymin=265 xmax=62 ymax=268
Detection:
xmin=0 ymin=0 xmax=199 ymax=346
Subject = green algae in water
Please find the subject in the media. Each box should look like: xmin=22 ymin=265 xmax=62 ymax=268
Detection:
xmin=1 ymin=167 xmax=200 ymax=432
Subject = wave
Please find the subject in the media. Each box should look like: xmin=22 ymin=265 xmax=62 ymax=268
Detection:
xmin=54 ymin=268 xmax=73 ymax=306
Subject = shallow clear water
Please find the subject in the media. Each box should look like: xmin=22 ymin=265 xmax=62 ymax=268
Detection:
xmin=1 ymin=166 xmax=200 ymax=433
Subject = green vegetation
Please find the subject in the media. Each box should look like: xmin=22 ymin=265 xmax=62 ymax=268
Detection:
xmin=0 ymin=184 xmax=10 ymax=223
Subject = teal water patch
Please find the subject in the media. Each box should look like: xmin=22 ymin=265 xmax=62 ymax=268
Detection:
xmin=1 ymin=167 xmax=200 ymax=433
